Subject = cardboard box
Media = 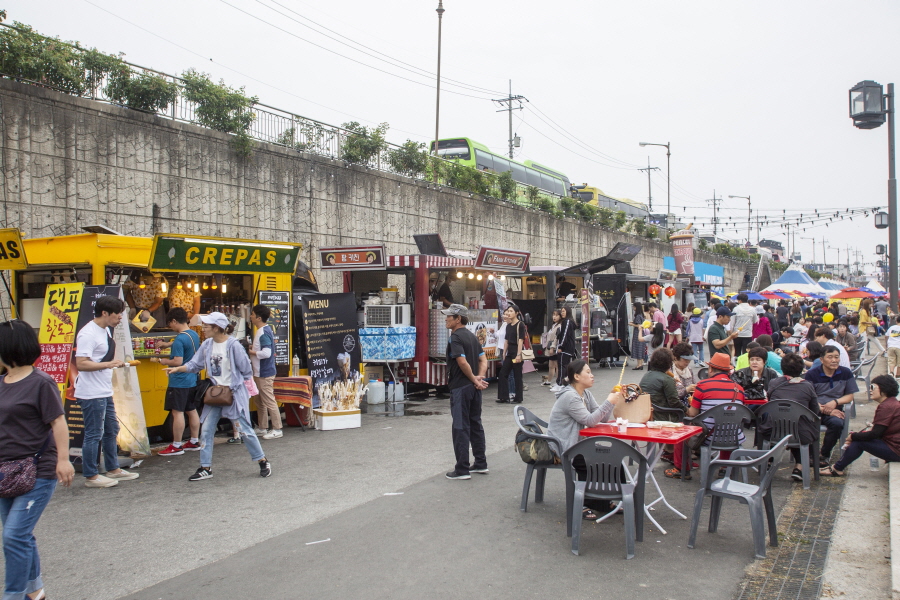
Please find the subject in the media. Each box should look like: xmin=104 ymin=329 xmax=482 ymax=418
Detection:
xmin=313 ymin=409 xmax=361 ymax=431
xmin=364 ymin=364 xmax=384 ymax=381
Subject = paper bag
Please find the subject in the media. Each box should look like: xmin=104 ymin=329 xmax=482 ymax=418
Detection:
xmin=613 ymin=393 xmax=652 ymax=424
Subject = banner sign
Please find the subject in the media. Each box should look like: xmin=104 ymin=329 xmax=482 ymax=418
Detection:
xmin=299 ymin=293 xmax=362 ymax=410
xmin=36 ymin=282 xmax=84 ymax=395
xmin=0 ymin=228 xmax=27 ymax=270
xmin=319 ymin=245 xmax=385 ymax=270
xmin=580 ymin=288 xmax=591 ymax=362
xmin=474 ymin=246 xmax=530 ymax=273
xmin=257 ymin=291 xmax=291 ymax=377
xmin=149 ymin=234 xmax=301 ymax=274
xmin=670 ymin=229 xmax=696 ymax=275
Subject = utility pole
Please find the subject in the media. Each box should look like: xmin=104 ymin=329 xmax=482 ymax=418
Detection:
xmin=433 ymin=0 xmax=444 ymax=156
xmin=637 ymin=159 xmax=660 ymax=212
xmin=493 ymin=81 xmax=527 ymax=159
xmin=706 ymin=191 xmax=723 ymax=239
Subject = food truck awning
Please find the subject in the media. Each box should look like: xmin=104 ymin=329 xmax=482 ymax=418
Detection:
xmin=560 ymin=242 xmax=643 ymax=275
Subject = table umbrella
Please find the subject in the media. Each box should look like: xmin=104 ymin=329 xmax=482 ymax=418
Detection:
xmin=830 ymin=288 xmax=877 ymax=300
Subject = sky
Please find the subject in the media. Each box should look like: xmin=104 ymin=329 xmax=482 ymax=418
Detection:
xmin=8 ymin=0 xmax=900 ymax=278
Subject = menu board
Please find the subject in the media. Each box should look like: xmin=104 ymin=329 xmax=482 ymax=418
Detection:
xmin=36 ymin=283 xmax=84 ymax=394
xmin=257 ymin=291 xmax=291 ymax=377
xmin=299 ymin=293 xmax=363 ymax=411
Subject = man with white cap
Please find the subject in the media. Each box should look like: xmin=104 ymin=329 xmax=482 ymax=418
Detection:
xmin=164 ymin=312 xmax=272 ymax=480
xmin=441 ymin=304 xmax=489 ymax=480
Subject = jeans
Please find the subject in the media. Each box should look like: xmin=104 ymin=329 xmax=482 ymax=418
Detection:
xmin=78 ymin=397 xmax=119 ymax=478
xmin=835 ymin=438 xmax=900 ymax=471
xmin=200 ymin=406 xmax=265 ymax=467
xmin=820 ymin=414 xmax=846 ymax=457
xmin=691 ymin=342 xmax=705 ymax=364
xmin=498 ymin=355 xmax=523 ymax=403
xmin=1 ymin=478 xmax=57 ymax=600
xmin=449 ymin=384 xmax=486 ymax=474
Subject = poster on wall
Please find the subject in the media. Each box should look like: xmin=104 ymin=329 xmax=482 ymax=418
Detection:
xmin=465 ymin=310 xmax=500 ymax=360
xmin=299 ymin=293 xmax=364 ymax=412
xmin=66 ymin=286 xmax=151 ymax=457
xmin=257 ymin=291 xmax=291 ymax=376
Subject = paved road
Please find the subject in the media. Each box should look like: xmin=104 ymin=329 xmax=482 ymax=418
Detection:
xmin=8 ymin=364 xmax=796 ymax=600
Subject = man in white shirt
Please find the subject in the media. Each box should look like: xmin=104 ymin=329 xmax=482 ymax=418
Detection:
xmin=74 ymin=295 xmax=140 ymax=488
xmin=884 ymin=316 xmax=900 ymax=377
xmin=814 ymin=326 xmax=851 ymax=370
xmin=731 ymin=293 xmax=758 ymax=357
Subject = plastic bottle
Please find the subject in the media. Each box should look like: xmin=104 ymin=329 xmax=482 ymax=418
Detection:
xmin=368 ymin=380 xmax=385 ymax=404
xmin=291 ymin=355 xmax=300 ymax=377
xmin=395 ymin=382 xmax=404 ymax=402
xmin=870 ymin=456 xmax=880 ymax=471
xmin=387 ymin=382 xmax=395 ymax=403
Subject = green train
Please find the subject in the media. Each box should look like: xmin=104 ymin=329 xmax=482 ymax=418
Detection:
xmin=431 ymin=137 xmax=571 ymax=197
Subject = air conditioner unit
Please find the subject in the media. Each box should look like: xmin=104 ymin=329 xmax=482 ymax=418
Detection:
xmin=364 ymin=304 xmax=411 ymax=328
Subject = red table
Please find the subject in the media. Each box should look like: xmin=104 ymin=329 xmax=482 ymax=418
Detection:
xmin=743 ymin=398 xmax=767 ymax=406
xmin=580 ymin=423 xmax=703 ymax=534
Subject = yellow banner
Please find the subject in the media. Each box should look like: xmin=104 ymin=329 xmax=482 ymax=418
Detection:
xmin=0 ymin=228 xmax=27 ymax=270
xmin=39 ymin=283 xmax=85 ymax=344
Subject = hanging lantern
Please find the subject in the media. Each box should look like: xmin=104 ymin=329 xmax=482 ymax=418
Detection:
xmin=664 ymin=286 xmax=677 ymax=297
xmin=648 ymin=284 xmax=662 ymax=296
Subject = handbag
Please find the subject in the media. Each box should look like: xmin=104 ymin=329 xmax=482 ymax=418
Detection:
xmin=204 ymin=384 xmax=234 ymax=407
xmin=520 ymin=323 xmax=536 ymax=361
xmin=514 ymin=423 xmax=560 ymax=465
xmin=0 ymin=435 xmax=52 ymax=498
xmin=612 ymin=385 xmax=652 ymax=424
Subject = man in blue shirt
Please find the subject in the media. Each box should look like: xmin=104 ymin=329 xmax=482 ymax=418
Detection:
xmin=156 ymin=308 xmax=201 ymax=456
xmin=805 ymin=345 xmax=859 ymax=466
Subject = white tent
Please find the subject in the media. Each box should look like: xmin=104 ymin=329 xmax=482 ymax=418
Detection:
xmin=763 ymin=264 xmax=829 ymax=296
xmin=866 ymin=280 xmax=887 ymax=293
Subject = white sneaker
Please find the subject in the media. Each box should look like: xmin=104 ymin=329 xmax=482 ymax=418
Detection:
xmin=105 ymin=469 xmax=140 ymax=481
xmin=85 ymin=475 xmax=119 ymax=488
xmin=263 ymin=429 xmax=283 ymax=439
xmin=254 ymin=427 xmax=269 ymax=436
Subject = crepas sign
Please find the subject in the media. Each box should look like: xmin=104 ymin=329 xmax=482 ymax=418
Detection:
xmin=150 ymin=235 xmax=301 ymax=274
xmin=319 ymin=245 xmax=385 ymax=270
xmin=474 ymin=246 xmax=530 ymax=273
xmin=0 ymin=228 xmax=27 ymax=270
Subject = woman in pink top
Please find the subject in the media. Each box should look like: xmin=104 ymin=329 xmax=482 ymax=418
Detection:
xmin=752 ymin=311 xmax=772 ymax=339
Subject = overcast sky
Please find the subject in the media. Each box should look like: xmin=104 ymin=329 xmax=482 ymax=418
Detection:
xmin=9 ymin=0 xmax=899 ymax=277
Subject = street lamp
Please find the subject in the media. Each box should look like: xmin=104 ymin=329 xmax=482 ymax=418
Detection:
xmin=800 ymin=236 xmax=818 ymax=268
xmin=728 ymin=194 xmax=751 ymax=245
xmin=433 ymin=0 xmax=445 ymax=156
xmin=849 ymin=79 xmax=897 ymax=310
xmin=639 ymin=141 xmax=670 ymax=225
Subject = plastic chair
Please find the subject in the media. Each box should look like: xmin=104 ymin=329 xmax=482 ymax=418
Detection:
xmin=687 ymin=436 xmax=791 ymax=559
xmin=852 ymin=352 xmax=881 ymax=401
xmin=755 ymin=401 xmax=820 ymax=489
xmin=685 ymin=402 xmax=755 ymax=488
xmin=651 ymin=403 xmax=692 ymax=482
xmin=514 ymin=406 xmax=564 ymax=512
xmin=563 ymin=436 xmax=647 ymax=559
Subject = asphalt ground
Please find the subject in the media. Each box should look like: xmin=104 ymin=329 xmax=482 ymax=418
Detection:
xmin=8 ymin=363 xmax=801 ymax=600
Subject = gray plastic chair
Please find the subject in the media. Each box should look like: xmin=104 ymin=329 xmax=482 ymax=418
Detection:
xmin=756 ymin=401 xmax=821 ymax=489
xmin=514 ymin=405 xmax=563 ymax=512
xmin=686 ymin=402 xmax=755 ymax=488
xmin=687 ymin=436 xmax=790 ymax=559
xmin=563 ymin=436 xmax=647 ymax=559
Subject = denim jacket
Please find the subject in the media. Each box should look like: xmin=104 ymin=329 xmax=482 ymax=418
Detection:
xmin=182 ymin=336 xmax=253 ymax=422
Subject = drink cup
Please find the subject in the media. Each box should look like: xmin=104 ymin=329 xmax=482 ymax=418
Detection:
xmin=618 ymin=420 xmax=628 ymax=433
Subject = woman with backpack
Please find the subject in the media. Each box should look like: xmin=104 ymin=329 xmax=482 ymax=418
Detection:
xmin=555 ymin=306 xmax=578 ymax=386
xmin=666 ymin=304 xmax=684 ymax=348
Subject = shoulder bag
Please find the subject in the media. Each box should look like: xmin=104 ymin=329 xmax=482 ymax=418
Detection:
xmin=520 ymin=323 xmax=536 ymax=361
xmin=183 ymin=333 xmax=214 ymax=406
xmin=0 ymin=435 xmax=52 ymax=498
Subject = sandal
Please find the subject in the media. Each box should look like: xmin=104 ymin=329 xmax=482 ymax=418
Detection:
xmin=820 ymin=465 xmax=845 ymax=477
xmin=664 ymin=467 xmax=691 ymax=481
xmin=582 ymin=507 xmax=599 ymax=521
xmin=660 ymin=452 xmax=675 ymax=464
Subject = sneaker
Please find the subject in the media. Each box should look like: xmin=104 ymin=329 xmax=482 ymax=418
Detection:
xmin=159 ymin=444 xmax=184 ymax=456
xmin=226 ymin=436 xmax=243 ymax=444
xmin=182 ymin=441 xmax=201 ymax=451
xmin=254 ymin=427 xmax=269 ymax=436
xmin=522 ymin=385 xmax=529 ymax=391
xmin=189 ymin=467 xmax=213 ymax=481
xmin=105 ymin=469 xmax=139 ymax=481
xmin=470 ymin=467 xmax=489 ymax=474
xmin=259 ymin=460 xmax=272 ymax=478
xmin=446 ymin=470 xmax=471 ymax=480
xmin=791 ymin=468 xmax=804 ymax=482
xmin=84 ymin=475 xmax=119 ymax=488
xmin=263 ymin=429 xmax=283 ymax=439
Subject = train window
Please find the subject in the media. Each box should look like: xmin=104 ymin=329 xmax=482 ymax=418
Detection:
xmin=510 ymin=161 xmax=527 ymax=184
xmin=492 ymin=156 xmax=512 ymax=174
xmin=540 ymin=173 xmax=561 ymax=195
xmin=526 ymin=168 xmax=541 ymax=187
xmin=474 ymin=149 xmax=494 ymax=171
xmin=432 ymin=138 xmax=471 ymax=160
xmin=578 ymin=191 xmax=594 ymax=202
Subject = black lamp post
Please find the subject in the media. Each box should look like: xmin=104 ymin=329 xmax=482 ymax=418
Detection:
xmin=850 ymin=80 xmax=897 ymax=310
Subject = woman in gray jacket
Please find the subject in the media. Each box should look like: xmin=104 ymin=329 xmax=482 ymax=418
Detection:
xmin=548 ymin=359 xmax=624 ymax=520
xmin=164 ymin=312 xmax=272 ymax=481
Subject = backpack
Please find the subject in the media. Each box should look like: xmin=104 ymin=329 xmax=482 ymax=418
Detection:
xmin=514 ymin=422 xmax=560 ymax=465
